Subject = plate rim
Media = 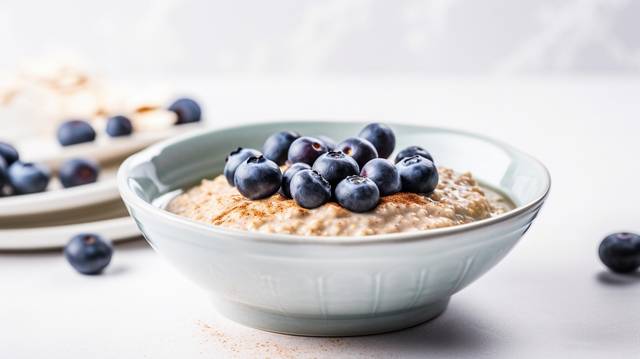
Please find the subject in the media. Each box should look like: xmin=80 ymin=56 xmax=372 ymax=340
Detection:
xmin=0 ymin=177 xmax=120 ymax=217
xmin=0 ymin=216 xmax=139 ymax=250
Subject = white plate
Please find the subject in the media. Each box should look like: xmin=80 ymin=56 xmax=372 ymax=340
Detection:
xmin=18 ymin=122 xmax=202 ymax=169
xmin=0 ymin=198 xmax=128 ymax=227
xmin=0 ymin=167 xmax=119 ymax=217
xmin=0 ymin=123 xmax=202 ymax=217
xmin=0 ymin=216 xmax=139 ymax=250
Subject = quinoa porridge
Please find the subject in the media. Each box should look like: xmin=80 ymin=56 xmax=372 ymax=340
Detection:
xmin=167 ymin=167 xmax=513 ymax=236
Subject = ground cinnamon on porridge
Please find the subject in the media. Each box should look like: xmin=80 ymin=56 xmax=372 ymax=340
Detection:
xmin=167 ymin=167 xmax=512 ymax=236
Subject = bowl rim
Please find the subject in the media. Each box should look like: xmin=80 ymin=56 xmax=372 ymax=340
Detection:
xmin=118 ymin=120 xmax=551 ymax=246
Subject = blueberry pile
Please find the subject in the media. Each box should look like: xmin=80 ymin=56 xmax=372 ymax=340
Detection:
xmin=223 ymin=123 xmax=439 ymax=212
xmin=57 ymin=97 xmax=201 ymax=147
xmin=0 ymin=141 xmax=101 ymax=196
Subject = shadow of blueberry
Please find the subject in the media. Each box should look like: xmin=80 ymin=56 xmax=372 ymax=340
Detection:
xmin=595 ymin=270 xmax=640 ymax=286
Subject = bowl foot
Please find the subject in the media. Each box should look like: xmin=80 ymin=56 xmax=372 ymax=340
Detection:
xmin=212 ymin=297 xmax=450 ymax=337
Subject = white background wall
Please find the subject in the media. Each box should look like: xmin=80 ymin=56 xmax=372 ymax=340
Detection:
xmin=2 ymin=0 xmax=640 ymax=77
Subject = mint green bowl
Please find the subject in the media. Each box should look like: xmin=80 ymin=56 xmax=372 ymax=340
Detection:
xmin=118 ymin=121 xmax=550 ymax=336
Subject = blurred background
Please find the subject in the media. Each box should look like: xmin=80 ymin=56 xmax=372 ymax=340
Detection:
xmin=1 ymin=0 xmax=639 ymax=77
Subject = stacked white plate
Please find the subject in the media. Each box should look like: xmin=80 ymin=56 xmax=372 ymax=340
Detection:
xmin=0 ymin=124 xmax=201 ymax=250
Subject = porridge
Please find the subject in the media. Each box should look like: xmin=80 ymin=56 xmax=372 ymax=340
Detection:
xmin=167 ymin=167 xmax=512 ymax=237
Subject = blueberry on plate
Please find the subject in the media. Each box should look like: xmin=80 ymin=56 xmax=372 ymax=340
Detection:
xmin=234 ymin=155 xmax=282 ymax=200
xmin=599 ymin=232 xmax=640 ymax=273
xmin=57 ymin=120 xmax=96 ymax=146
xmin=394 ymin=145 xmax=433 ymax=163
xmin=312 ymin=150 xmax=359 ymax=188
xmin=8 ymin=161 xmax=51 ymax=194
xmin=337 ymin=137 xmax=378 ymax=168
xmin=358 ymin=123 xmax=396 ymax=159
xmin=64 ymin=233 xmax=113 ymax=275
xmin=361 ymin=158 xmax=401 ymax=196
xmin=59 ymin=158 xmax=100 ymax=188
xmin=335 ymin=175 xmax=380 ymax=213
xmin=290 ymin=169 xmax=331 ymax=209
xmin=223 ymin=147 xmax=261 ymax=186
xmin=0 ymin=142 xmax=19 ymax=166
xmin=106 ymin=115 xmax=133 ymax=137
xmin=263 ymin=131 xmax=300 ymax=166
xmin=280 ymin=162 xmax=311 ymax=198
xmin=317 ymin=135 xmax=337 ymax=151
xmin=169 ymin=98 xmax=202 ymax=125
xmin=287 ymin=136 xmax=328 ymax=165
xmin=396 ymin=155 xmax=439 ymax=194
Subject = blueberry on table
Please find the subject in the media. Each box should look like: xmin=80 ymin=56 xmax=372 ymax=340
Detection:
xmin=169 ymin=98 xmax=202 ymax=125
xmin=280 ymin=162 xmax=311 ymax=198
xmin=317 ymin=135 xmax=337 ymax=151
xmin=57 ymin=120 xmax=96 ymax=146
xmin=0 ymin=142 xmax=19 ymax=166
xmin=394 ymin=145 xmax=433 ymax=163
xmin=290 ymin=169 xmax=331 ymax=209
xmin=396 ymin=155 xmax=439 ymax=194
xmin=234 ymin=155 xmax=282 ymax=200
xmin=361 ymin=158 xmax=401 ymax=196
xmin=287 ymin=136 xmax=328 ymax=165
xmin=263 ymin=131 xmax=300 ymax=166
xmin=223 ymin=147 xmax=261 ymax=186
xmin=105 ymin=115 xmax=133 ymax=137
xmin=599 ymin=232 xmax=640 ymax=273
xmin=358 ymin=123 xmax=396 ymax=159
xmin=337 ymin=137 xmax=378 ymax=168
xmin=64 ymin=233 xmax=113 ymax=275
xmin=7 ymin=162 xmax=51 ymax=194
xmin=335 ymin=175 xmax=380 ymax=213
xmin=59 ymin=158 xmax=100 ymax=188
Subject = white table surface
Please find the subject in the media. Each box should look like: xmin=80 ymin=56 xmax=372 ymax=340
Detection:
xmin=2 ymin=76 xmax=640 ymax=358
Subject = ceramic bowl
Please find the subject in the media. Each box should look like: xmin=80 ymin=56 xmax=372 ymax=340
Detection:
xmin=118 ymin=121 xmax=550 ymax=336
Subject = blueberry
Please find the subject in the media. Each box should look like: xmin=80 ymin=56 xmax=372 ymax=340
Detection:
xmin=312 ymin=150 xmax=359 ymax=188
xmin=57 ymin=120 xmax=96 ymax=146
xmin=0 ymin=157 xmax=7 ymax=189
xmin=317 ymin=135 xmax=337 ymax=151
xmin=287 ymin=136 xmax=328 ymax=165
xmin=290 ymin=169 xmax=331 ymax=209
xmin=106 ymin=115 xmax=133 ymax=137
xmin=223 ymin=147 xmax=261 ymax=186
xmin=234 ymin=155 xmax=282 ymax=200
xmin=361 ymin=158 xmax=401 ymax=196
xmin=337 ymin=137 xmax=378 ymax=169
xmin=396 ymin=155 xmax=439 ymax=194
xmin=394 ymin=145 xmax=433 ymax=163
xmin=8 ymin=162 xmax=51 ymax=194
xmin=263 ymin=131 xmax=300 ymax=166
xmin=0 ymin=142 xmax=19 ymax=166
xmin=64 ymin=233 xmax=113 ymax=275
xmin=59 ymin=158 xmax=100 ymax=188
xmin=599 ymin=233 xmax=640 ymax=273
xmin=280 ymin=162 xmax=311 ymax=198
xmin=335 ymin=175 xmax=380 ymax=212
xmin=358 ymin=123 xmax=396 ymax=159
xmin=169 ymin=98 xmax=202 ymax=125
